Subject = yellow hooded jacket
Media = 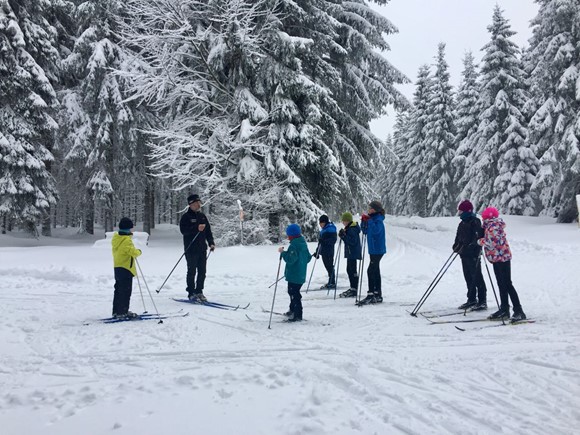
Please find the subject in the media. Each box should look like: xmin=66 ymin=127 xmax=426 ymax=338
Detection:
xmin=112 ymin=233 xmax=142 ymax=276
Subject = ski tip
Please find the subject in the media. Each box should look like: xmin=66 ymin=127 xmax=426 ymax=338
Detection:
xmin=455 ymin=326 xmax=466 ymax=331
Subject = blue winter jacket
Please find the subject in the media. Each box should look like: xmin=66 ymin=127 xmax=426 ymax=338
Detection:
xmin=361 ymin=213 xmax=386 ymax=255
xmin=317 ymin=221 xmax=337 ymax=258
xmin=340 ymin=222 xmax=362 ymax=260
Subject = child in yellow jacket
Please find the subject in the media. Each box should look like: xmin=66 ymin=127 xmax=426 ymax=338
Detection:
xmin=111 ymin=217 xmax=142 ymax=318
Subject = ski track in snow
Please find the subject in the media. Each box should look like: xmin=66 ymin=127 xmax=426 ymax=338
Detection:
xmin=0 ymin=216 xmax=579 ymax=434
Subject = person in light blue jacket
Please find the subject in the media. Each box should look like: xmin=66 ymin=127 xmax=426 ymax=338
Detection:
xmin=358 ymin=200 xmax=386 ymax=305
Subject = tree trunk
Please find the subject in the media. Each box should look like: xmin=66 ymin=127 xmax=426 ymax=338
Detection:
xmin=143 ymin=181 xmax=152 ymax=235
xmin=84 ymin=190 xmax=95 ymax=235
xmin=268 ymin=211 xmax=280 ymax=243
xmin=41 ymin=207 xmax=51 ymax=236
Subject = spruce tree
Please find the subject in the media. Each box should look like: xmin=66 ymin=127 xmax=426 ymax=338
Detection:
xmin=422 ymin=43 xmax=457 ymax=216
xmin=453 ymin=51 xmax=480 ymax=197
xmin=527 ymin=0 xmax=580 ymax=222
xmin=0 ymin=0 xmax=60 ymax=233
xmin=460 ymin=6 xmax=538 ymax=214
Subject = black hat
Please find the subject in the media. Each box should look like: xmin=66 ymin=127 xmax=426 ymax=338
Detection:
xmin=187 ymin=194 xmax=201 ymax=204
xmin=319 ymin=214 xmax=329 ymax=224
xmin=369 ymin=200 xmax=384 ymax=212
xmin=119 ymin=217 xmax=134 ymax=230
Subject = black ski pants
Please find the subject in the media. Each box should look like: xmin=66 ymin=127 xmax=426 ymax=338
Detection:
xmin=346 ymin=259 xmax=358 ymax=289
xmin=493 ymin=261 xmax=522 ymax=313
xmin=287 ymin=282 xmax=303 ymax=318
xmin=322 ymin=254 xmax=335 ymax=285
xmin=185 ymin=249 xmax=207 ymax=295
xmin=461 ymin=255 xmax=487 ymax=303
xmin=367 ymin=254 xmax=383 ymax=296
xmin=113 ymin=267 xmax=133 ymax=315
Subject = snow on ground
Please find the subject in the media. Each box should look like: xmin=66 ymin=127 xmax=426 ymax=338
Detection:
xmin=0 ymin=216 xmax=579 ymax=435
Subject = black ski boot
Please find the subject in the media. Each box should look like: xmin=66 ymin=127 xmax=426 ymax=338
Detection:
xmin=471 ymin=301 xmax=488 ymax=311
xmin=458 ymin=300 xmax=477 ymax=310
xmin=357 ymin=294 xmax=378 ymax=305
xmin=339 ymin=288 xmax=358 ymax=298
xmin=488 ymin=307 xmax=510 ymax=320
xmin=510 ymin=310 xmax=526 ymax=323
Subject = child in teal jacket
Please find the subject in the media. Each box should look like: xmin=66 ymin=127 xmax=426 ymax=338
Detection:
xmin=278 ymin=223 xmax=311 ymax=321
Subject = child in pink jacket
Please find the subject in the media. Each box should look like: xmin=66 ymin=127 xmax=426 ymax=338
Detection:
xmin=477 ymin=207 xmax=526 ymax=322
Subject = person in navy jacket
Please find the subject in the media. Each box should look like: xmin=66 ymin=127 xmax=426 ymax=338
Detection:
xmin=315 ymin=215 xmax=337 ymax=289
xmin=358 ymin=201 xmax=386 ymax=305
xmin=338 ymin=212 xmax=362 ymax=298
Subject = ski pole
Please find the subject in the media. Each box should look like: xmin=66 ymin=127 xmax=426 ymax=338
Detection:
xmin=356 ymin=233 xmax=367 ymax=304
xmin=328 ymin=240 xmax=342 ymax=296
xmin=305 ymin=245 xmax=321 ymax=293
xmin=333 ymin=239 xmax=342 ymax=300
xmin=136 ymin=259 xmax=163 ymax=324
xmin=410 ymin=251 xmax=455 ymax=316
xmin=268 ymin=258 xmax=283 ymax=329
xmin=411 ymin=252 xmax=458 ymax=315
xmin=268 ymin=276 xmax=284 ymax=288
xmin=156 ymin=232 xmax=201 ymax=293
xmin=207 ymin=249 xmax=212 ymax=260
xmin=482 ymin=256 xmax=505 ymax=325
xmin=135 ymin=269 xmax=148 ymax=314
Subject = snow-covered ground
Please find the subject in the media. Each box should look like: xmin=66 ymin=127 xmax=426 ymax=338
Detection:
xmin=1 ymin=216 xmax=579 ymax=435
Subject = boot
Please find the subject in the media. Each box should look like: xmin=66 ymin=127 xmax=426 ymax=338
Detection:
xmin=339 ymin=288 xmax=358 ymax=298
xmin=357 ymin=294 xmax=377 ymax=305
xmin=488 ymin=307 xmax=510 ymax=320
xmin=510 ymin=310 xmax=526 ymax=322
xmin=471 ymin=301 xmax=487 ymax=311
xmin=458 ymin=300 xmax=477 ymax=310
xmin=286 ymin=312 xmax=303 ymax=322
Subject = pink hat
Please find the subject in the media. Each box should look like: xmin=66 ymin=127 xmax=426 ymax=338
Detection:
xmin=481 ymin=207 xmax=499 ymax=220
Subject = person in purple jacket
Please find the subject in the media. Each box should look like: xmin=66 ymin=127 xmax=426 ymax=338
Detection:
xmin=358 ymin=200 xmax=386 ymax=305
xmin=477 ymin=207 xmax=526 ymax=322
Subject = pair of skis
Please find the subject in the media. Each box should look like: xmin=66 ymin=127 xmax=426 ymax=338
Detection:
xmin=172 ymin=297 xmax=250 ymax=311
xmin=91 ymin=311 xmax=189 ymax=324
xmin=421 ymin=313 xmax=536 ymax=331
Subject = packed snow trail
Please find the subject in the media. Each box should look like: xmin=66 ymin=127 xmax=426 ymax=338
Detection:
xmin=0 ymin=217 xmax=579 ymax=434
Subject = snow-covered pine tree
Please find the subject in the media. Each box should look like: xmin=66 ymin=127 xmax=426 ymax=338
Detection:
xmin=376 ymin=133 xmax=393 ymax=210
xmin=122 ymin=0 xmax=407 ymax=240
xmin=453 ymin=51 xmax=480 ymax=196
xmin=460 ymin=6 xmax=538 ymax=214
xmin=59 ymin=0 xmax=146 ymax=233
xmin=527 ymin=0 xmax=580 ymax=222
xmin=399 ymin=65 xmax=433 ymax=216
xmin=387 ymin=110 xmax=411 ymax=215
xmin=0 ymin=0 xmax=60 ymax=234
xmin=421 ymin=43 xmax=456 ymax=216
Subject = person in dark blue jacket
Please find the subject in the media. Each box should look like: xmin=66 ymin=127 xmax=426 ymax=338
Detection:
xmin=358 ymin=201 xmax=386 ymax=305
xmin=338 ymin=212 xmax=362 ymax=298
xmin=315 ymin=215 xmax=337 ymax=289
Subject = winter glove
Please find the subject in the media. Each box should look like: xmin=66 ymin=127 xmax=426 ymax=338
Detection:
xmin=312 ymin=252 xmax=319 ymax=259
xmin=452 ymin=243 xmax=461 ymax=253
xmin=338 ymin=229 xmax=345 ymax=238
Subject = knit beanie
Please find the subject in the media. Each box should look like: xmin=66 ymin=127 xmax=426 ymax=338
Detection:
xmin=481 ymin=207 xmax=499 ymax=220
xmin=119 ymin=217 xmax=134 ymax=231
xmin=319 ymin=214 xmax=329 ymax=224
xmin=369 ymin=200 xmax=383 ymax=212
xmin=458 ymin=200 xmax=474 ymax=213
xmin=341 ymin=212 xmax=353 ymax=222
xmin=286 ymin=223 xmax=301 ymax=237
xmin=187 ymin=194 xmax=201 ymax=204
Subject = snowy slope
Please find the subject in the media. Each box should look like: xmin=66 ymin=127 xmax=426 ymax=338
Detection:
xmin=0 ymin=217 xmax=579 ymax=435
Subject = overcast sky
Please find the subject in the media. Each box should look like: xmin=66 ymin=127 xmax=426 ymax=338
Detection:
xmin=368 ymin=0 xmax=540 ymax=139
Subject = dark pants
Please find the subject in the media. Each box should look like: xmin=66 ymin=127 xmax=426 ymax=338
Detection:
xmin=322 ymin=254 xmax=335 ymax=285
xmin=185 ymin=250 xmax=207 ymax=295
xmin=367 ymin=254 xmax=383 ymax=296
xmin=113 ymin=267 xmax=133 ymax=315
xmin=493 ymin=261 xmax=522 ymax=313
xmin=346 ymin=259 xmax=358 ymax=289
xmin=461 ymin=256 xmax=487 ymax=303
xmin=287 ymin=282 xmax=303 ymax=318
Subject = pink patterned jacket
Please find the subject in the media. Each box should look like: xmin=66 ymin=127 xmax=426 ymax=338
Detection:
xmin=477 ymin=217 xmax=512 ymax=263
